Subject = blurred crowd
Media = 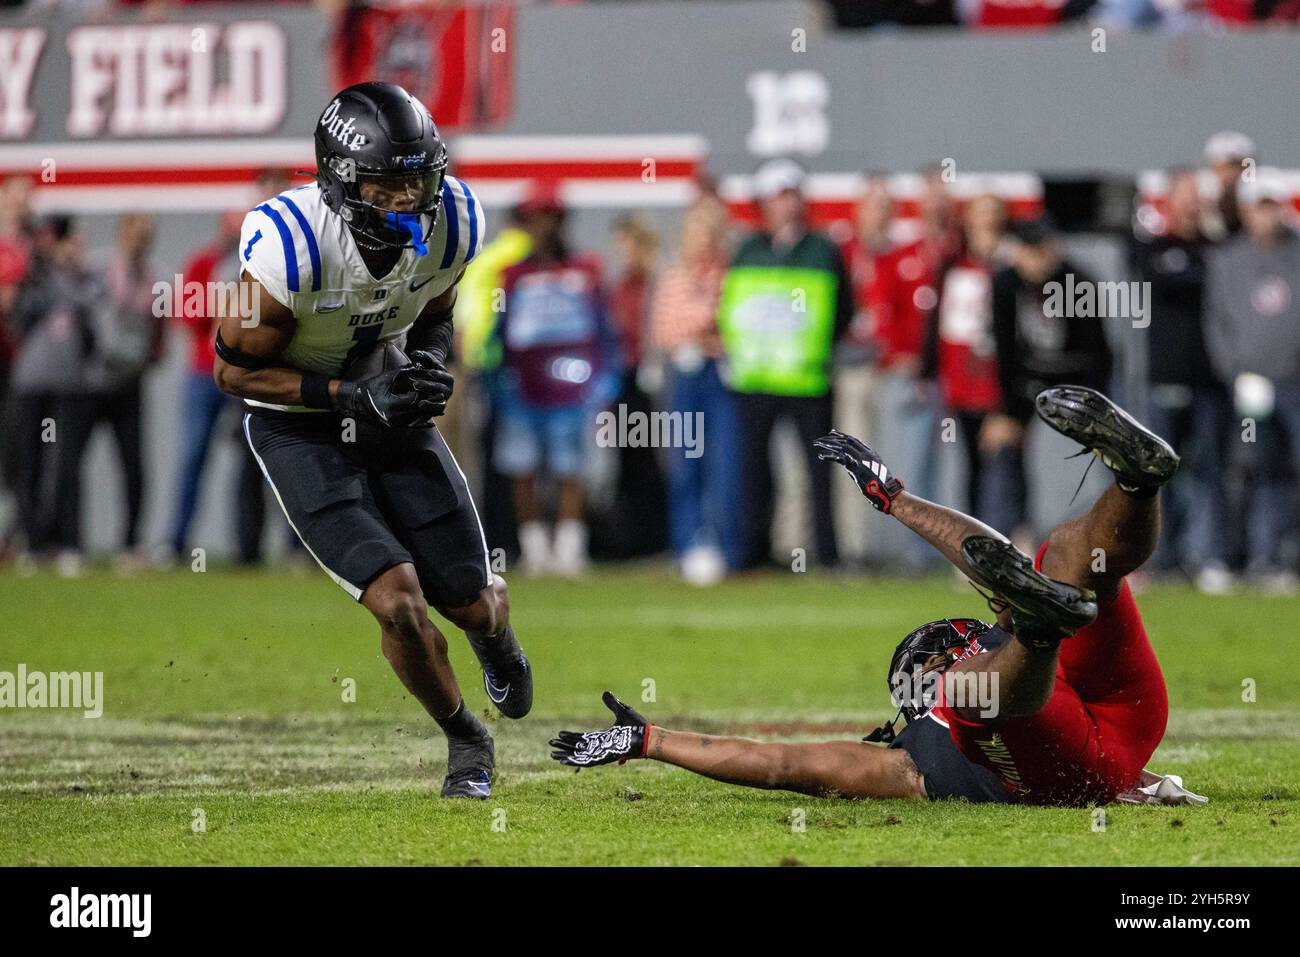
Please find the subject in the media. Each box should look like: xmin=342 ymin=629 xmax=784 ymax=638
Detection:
xmin=450 ymin=129 xmax=1300 ymax=592
xmin=0 ymin=169 xmax=308 ymax=577
xmin=8 ymin=0 xmax=1300 ymax=30
xmin=826 ymin=0 xmax=1300 ymax=28
xmin=1 ymin=130 xmax=1298 ymax=593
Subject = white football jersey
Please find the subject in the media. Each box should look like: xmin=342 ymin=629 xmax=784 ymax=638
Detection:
xmin=237 ymin=176 xmax=485 ymax=411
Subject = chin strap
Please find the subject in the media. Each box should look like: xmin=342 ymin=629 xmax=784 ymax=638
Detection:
xmin=863 ymin=708 xmax=903 ymax=744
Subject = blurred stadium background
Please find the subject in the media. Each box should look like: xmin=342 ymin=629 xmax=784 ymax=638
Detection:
xmin=2 ymin=2 xmax=1299 ymax=580
xmin=3 ymin=0 xmax=1300 ymax=869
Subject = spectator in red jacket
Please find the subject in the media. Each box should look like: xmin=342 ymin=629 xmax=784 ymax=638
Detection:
xmin=836 ymin=175 xmax=896 ymax=561
xmin=869 ymin=169 xmax=959 ymax=374
xmin=865 ymin=167 xmax=959 ymax=571
xmin=921 ymin=193 xmax=1012 ymax=525
xmin=840 ymin=175 xmax=895 ymax=356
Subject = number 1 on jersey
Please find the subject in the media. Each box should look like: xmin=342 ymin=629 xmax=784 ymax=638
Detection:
xmin=343 ymin=323 xmax=384 ymax=373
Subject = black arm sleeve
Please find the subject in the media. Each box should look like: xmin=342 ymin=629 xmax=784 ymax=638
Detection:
xmin=890 ymin=716 xmax=1013 ymax=803
xmin=214 ymin=328 xmax=276 ymax=370
xmin=406 ymin=303 xmax=455 ymax=365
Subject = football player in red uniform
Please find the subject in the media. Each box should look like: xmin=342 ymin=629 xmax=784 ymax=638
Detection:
xmin=552 ymin=386 xmax=1182 ymax=807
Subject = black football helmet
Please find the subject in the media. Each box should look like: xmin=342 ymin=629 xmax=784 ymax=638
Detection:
xmin=314 ymin=82 xmax=449 ymax=253
xmin=865 ymin=617 xmax=997 ymax=744
xmin=887 ymin=618 xmax=994 ymax=723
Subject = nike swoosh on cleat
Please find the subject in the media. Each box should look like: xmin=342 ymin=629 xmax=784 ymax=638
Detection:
xmin=485 ymin=674 xmax=510 ymax=703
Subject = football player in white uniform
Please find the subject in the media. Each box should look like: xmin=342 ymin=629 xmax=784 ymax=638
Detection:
xmin=214 ymin=82 xmax=531 ymax=799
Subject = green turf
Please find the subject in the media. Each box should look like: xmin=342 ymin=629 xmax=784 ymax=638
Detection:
xmin=1 ymin=567 xmax=1296 ymax=866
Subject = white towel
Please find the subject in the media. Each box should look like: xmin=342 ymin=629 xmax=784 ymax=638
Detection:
xmin=1115 ymin=769 xmax=1209 ymax=806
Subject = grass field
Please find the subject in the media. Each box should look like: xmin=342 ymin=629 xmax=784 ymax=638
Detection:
xmin=2 ymin=566 xmax=1297 ymax=866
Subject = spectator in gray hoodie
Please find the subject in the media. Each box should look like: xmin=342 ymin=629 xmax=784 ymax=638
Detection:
xmin=7 ymin=213 xmax=158 ymax=575
xmin=8 ymin=216 xmax=103 ymax=575
xmin=84 ymin=212 xmax=160 ymax=569
xmin=1205 ymin=169 xmax=1300 ymax=592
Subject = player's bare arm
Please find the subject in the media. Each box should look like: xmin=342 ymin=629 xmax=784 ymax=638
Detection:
xmin=550 ymin=693 xmax=926 ymax=800
xmin=890 ymin=493 xmax=1007 ymax=590
xmin=211 ymin=273 xmax=303 ymax=405
xmin=814 ymin=430 xmax=1012 ymax=624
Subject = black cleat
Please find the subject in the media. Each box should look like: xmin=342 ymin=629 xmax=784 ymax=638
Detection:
xmin=469 ymin=624 xmax=533 ymax=720
xmin=441 ymin=733 xmax=494 ymax=800
xmin=483 ymin=654 xmax=533 ymax=720
xmin=961 ymin=536 xmax=1098 ymax=645
xmin=1035 ymin=385 xmax=1180 ymax=493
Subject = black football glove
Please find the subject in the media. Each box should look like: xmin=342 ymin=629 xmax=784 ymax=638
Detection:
xmin=407 ymin=348 xmax=455 ymax=417
xmin=335 ymin=366 xmax=445 ymax=429
xmin=550 ymin=691 xmax=651 ymax=767
xmin=814 ymin=429 xmax=904 ymax=513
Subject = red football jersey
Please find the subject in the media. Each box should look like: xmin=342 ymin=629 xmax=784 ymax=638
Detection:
xmin=869 ymin=237 xmax=948 ymax=369
xmin=933 ymin=255 xmax=1001 ymax=412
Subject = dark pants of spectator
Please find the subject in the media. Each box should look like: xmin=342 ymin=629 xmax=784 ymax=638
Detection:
xmin=955 ymin=411 xmax=990 ymax=523
xmin=478 ymin=368 xmax=519 ymax=560
xmin=1238 ymin=380 xmax=1300 ymax=574
xmin=78 ymin=382 xmax=146 ymax=550
xmin=11 ymin=390 xmax=58 ymax=551
xmin=734 ymin=390 xmax=838 ymax=569
xmin=981 ymin=438 xmax=1028 ymax=539
xmin=47 ymin=393 xmax=103 ymax=553
xmin=1145 ymin=383 xmax=1232 ymax=573
xmin=10 ymin=390 xmax=128 ymax=553
xmin=171 ymin=369 xmax=229 ymax=556
xmin=599 ymin=369 xmax=668 ymax=559
xmin=664 ymin=359 xmax=741 ymax=569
